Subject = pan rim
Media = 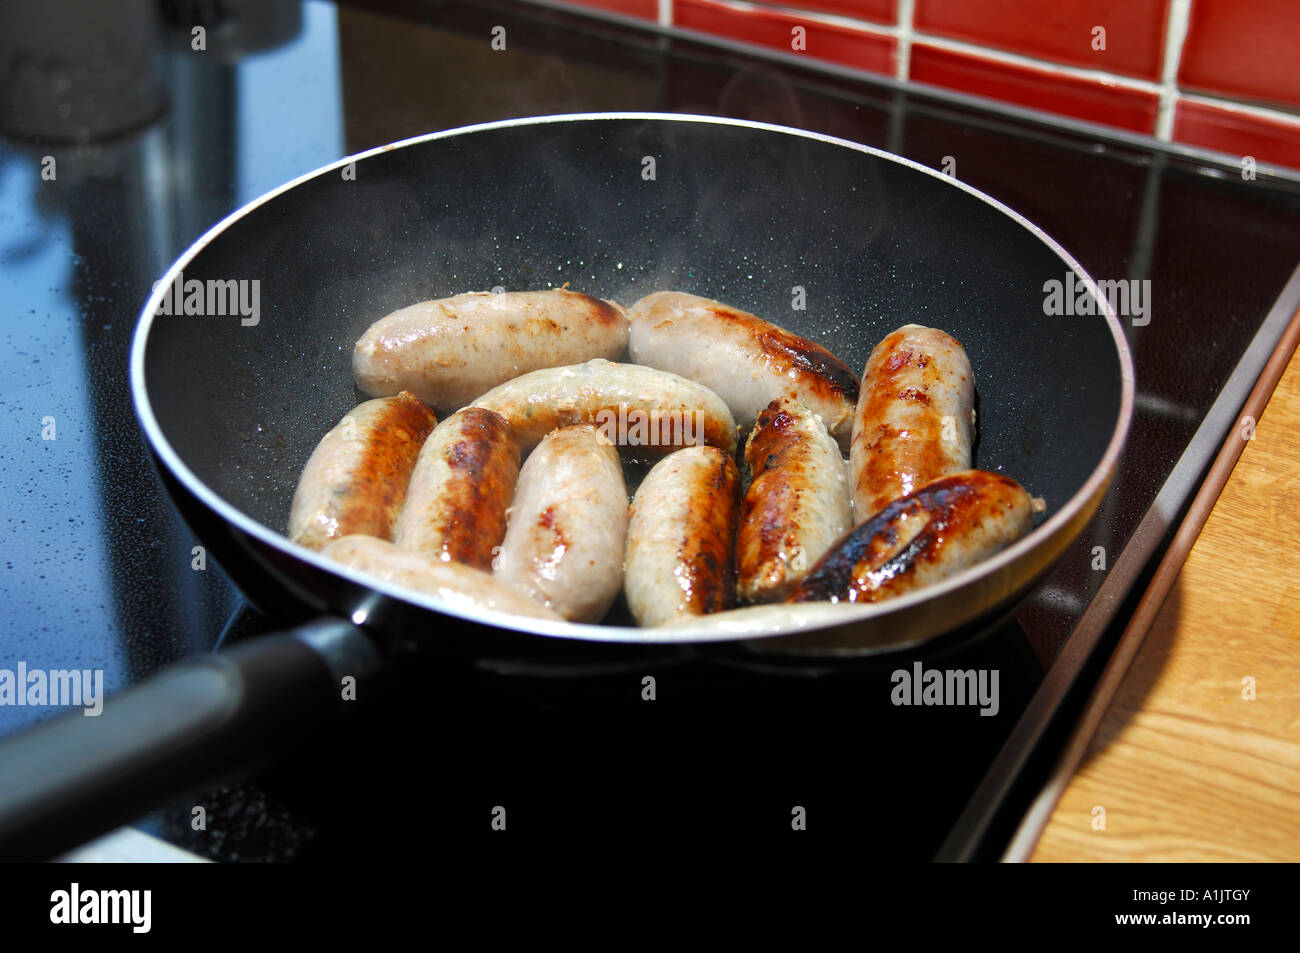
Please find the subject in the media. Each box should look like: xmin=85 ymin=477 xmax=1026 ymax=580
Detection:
xmin=130 ymin=111 xmax=1136 ymax=646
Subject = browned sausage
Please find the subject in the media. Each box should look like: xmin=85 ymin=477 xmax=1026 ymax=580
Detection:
xmin=628 ymin=291 xmax=860 ymax=449
xmin=623 ymin=446 xmax=741 ymax=626
xmin=788 ymin=470 xmax=1034 ymax=604
xmin=288 ymin=392 xmax=437 ymax=550
xmin=392 ymin=407 xmax=519 ymax=569
xmin=849 ymin=325 xmax=975 ymax=523
xmin=737 ymin=398 xmax=851 ymax=603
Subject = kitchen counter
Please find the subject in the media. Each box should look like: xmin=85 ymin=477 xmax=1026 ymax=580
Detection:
xmin=1031 ymin=324 xmax=1300 ymax=861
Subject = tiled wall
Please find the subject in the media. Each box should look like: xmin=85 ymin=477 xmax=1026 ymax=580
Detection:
xmin=553 ymin=0 xmax=1300 ymax=171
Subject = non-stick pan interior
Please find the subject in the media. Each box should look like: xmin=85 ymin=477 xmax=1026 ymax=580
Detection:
xmin=143 ymin=116 xmax=1122 ymax=562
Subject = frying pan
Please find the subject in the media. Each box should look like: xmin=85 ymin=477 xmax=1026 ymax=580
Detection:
xmin=0 ymin=114 xmax=1133 ymax=859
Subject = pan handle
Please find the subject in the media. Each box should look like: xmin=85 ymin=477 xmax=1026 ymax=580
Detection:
xmin=0 ymin=618 xmax=377 ymax=861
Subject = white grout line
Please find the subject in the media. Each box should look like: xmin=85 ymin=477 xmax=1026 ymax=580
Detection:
xmin=665 ymin=0 xmax=1300 ymax=143
xmin=691 ymin=0 xmax=1156 ymax=99
xmin=895 ymin=0 xmax=915 ymax=82
xmin=907 ymin=30 xmax=1163 ymax=94
xmin=1155 ymin=0 xmax=1192 ymax=140
xmin=1178 ymin=91 xmax=1300 ymax=126
xmin=695 ymin=0 xmax=899 ymax=36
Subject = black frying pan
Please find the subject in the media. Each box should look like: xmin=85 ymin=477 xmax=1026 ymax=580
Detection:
xmin=0 ymin=114 xmax=1133 ymax=859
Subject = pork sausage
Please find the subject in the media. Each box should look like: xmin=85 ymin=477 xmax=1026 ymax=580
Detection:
xmin=288 ymin=391 xmax=437 ymax=550
xmin=493 ymin=424 xmax=628 ymax=623
xmin=353 ymin=289 xmax=629 ymax=411
xmin=623 ymin=446 xmax=741 ymax=627
xmin=627 ymin=291 xmax=859 ymax=449
xmin=788 ymin=469 xmax=1034 ymax=605
xmin=322 ymin=535 xmax=560 ymax=621
xmin=849 ymin=324 xmax=975 ymax=522
xmin=657 ymin=601 xmax=869 ymax=634
xmin=738 ymin=397 xmax=851 ymax=603
xmin=472 ymin=358 xmax=738 ymax=456
xmin=392 ymin=407 xmax=519 ymax=569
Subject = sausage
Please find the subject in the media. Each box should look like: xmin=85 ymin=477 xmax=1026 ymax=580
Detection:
xmin=493 ymin=425 xmax=628 ymax=623
xmin=627 ymin=291 xmax=859 ymax=449
xmin=288 ymin=392 xmax=437 ymax=550
xmin=624 ymin=446 xmax=741 ymax=627
xmin=472 ymin=358 xmax=738 ymax=456
xmin=849 ymin=324 xmax=975 ymax=523
xmin=353 ymin=289 xmax=629 ymax=412
xmin=656 ymin=601 xmax=869 ymax=634
xmin=788 ymin=470 xmax=1034 ymax=605
xmin=392 ymin=407 xmax=519 ymax=569
xmin=738 ymin=398 xmax=852 ymax=603
xmin=322 ymin=535 xmax=560 ymax=621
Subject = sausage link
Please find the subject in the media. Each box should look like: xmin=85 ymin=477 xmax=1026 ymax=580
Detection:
xmin=472 ymin=358 xmax=738 ymax=456
xmin=493 ymin=425 xmax=628 ymax=623
xmin=657 ymin=601 xmax=869 ymax=634
xmin=353 ymin=289 xmax=629 ymax=412
xmin=788 ymin=470 xmax=1034 ymax=605
xmin=628 ymin=291 xmax=860 ymax=449
xmin=849 ymin=325 xmax=975 ymax=523
xmin=392 ymin=407 xmax=519 ymax=569
xmin=738 ymin=398 xmax=851 ymax=603
xmin=322 ymin=535 xmax=560 ymax=621
xmin=623 ymin=446 xmax=741 ymax=627
xmin=288 ymin=392 xmax=437 ymax=550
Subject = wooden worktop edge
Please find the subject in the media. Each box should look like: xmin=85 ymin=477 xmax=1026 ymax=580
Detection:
xmin=1007 ymin=304 xmax=1300 ymax=863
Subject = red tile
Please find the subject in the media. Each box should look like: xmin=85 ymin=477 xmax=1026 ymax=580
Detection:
xmin=556 ymin=0 xmax=659 ymax=18
xmin=1179 ymin=0 xmax=1300 ymax=110
xmin=675 ymin=0 xmax=897 ymax=76
xmin=909 ymin=43 xmax=1159 ymax=132
xmin=914 ymin=0 xmax=1169 ymax=81
xmin=1173 ymin=98 xmax=1300 ymax=171
xmin=757 ymin=0 xmax=896 ymax=26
